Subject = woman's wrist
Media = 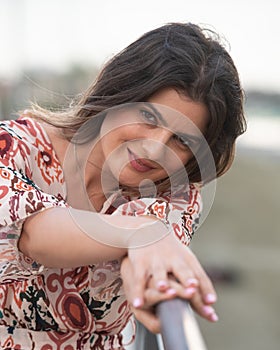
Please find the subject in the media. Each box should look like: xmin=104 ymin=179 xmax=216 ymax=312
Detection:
xmin=126 ymin=218 xmax=169 ymax=249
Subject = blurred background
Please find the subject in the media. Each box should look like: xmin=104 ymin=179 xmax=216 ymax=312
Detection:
xmin=1 ymin=0 xmax=279 ymax=349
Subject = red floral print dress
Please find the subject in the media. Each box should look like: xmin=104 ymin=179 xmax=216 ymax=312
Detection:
xmin=0 ymin=116 xmax=201 ymax=349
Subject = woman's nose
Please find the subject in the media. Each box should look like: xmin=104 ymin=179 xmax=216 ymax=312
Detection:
xmin=141 ymin=128 xmax=173 ymax=162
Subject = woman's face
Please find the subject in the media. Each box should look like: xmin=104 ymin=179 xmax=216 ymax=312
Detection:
xmin=99 ymin=88 xmax=209 ymax=188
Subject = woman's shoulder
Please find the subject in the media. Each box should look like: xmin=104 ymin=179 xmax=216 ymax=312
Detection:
xmin=0 ymin=113 xmax=52 ymax=149
xmin=0 ymin=113 xmax=65 ymax=189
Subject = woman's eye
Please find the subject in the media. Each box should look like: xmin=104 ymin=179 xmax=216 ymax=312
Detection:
xmin=174 ymin=135 xmax=192 ymax=149
xmin=140 ymin=110 xmax=158 ymax=125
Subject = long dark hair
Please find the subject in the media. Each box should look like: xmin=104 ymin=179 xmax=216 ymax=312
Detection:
xmin=29 ymin=22 xmax=246 ymax=184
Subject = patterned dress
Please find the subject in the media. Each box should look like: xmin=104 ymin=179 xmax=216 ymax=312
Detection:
xmin=0 ymin=116 xmax=202 ymax=349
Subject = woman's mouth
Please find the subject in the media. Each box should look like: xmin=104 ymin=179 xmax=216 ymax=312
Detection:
xmin=127 ymin=148 xmax=155 ymax=172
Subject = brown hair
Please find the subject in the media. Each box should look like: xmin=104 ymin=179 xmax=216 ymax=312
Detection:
xmin=28 ymin=22 xmax=246 ymax=188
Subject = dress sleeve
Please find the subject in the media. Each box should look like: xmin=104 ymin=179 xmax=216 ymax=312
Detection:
xmin=111 ymin=184 xmax=202 ymax=246
xmin=0 ymin=120 xmax=68 ymax=282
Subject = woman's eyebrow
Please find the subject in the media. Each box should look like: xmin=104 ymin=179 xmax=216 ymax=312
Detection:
xmin=177 ymin=132 xmax=202 ymax=143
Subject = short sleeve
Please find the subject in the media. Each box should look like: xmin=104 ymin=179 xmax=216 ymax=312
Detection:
xmin=111 ymin=184 xmax=202 ymax=246
xmin=0 ymin=118 xmax=68 ymax=282
xmin=0 ymin=166 xmax=68 ymax=282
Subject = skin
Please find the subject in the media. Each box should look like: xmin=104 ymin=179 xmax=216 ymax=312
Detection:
xmin=19 ymin=87 xmax=218 ymax=333
xmin=87 ymin=88 xmax=209 ymax=190
xmin=97 ymin=88 xmax=216 ymax=331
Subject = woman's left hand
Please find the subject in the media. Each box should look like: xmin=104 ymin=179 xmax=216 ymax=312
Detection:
xmin=120 ymin=234 xmax=218 ymax=333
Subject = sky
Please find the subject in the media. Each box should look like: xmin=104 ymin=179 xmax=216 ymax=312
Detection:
xmin=1 ymin=0 xmax=280 ymax=92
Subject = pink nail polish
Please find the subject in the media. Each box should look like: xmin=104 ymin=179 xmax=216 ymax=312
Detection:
xmin=157 ymin=280 xmax=168 ymax=289
xmin=202 ymin=305 xmax=214 ymax=316
xmin=133 ymin=298 xmax=143 ymax=308
xmin=205 ymin=293 xmax=217 ymax=304
xmin=210 ymin=313 xmax=219 ymax=322
xmin=166 ymin=288 xmax=177 ymax=296
xmin=184 ymin=287 xmax=196 ymax=297
xmin=187 ymin=278 xmax=199 ymax=287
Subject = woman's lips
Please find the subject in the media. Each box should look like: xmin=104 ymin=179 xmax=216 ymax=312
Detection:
xmin=127 ymin=148 xmax=155 ymax=172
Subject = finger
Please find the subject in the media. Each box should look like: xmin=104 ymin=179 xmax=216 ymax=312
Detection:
xmin=189 ymin=292 xmax=219 ymax=323
xmin=148 ymin=262 xmax=171 ymax=292
xmin=161 ymin=247 xmax=200 ymax=289
xmin=166 ymin=272 xmax=199 ymax=290
xmin=152 ymin=261 xmax=198 ymax=293
xmin=164 ymin=262 xmax=198 ymax=290
xmin=143 ymin=286 xmax=178 ymax=308
xmin=193 ymin=264 xmax=217 ymax=305
xmin=178 ymin=247 xmax=217 ymax=304
xmin=120 ymin=257 xmax=146 ymax=309
xmin=147 ymin=269 xmax=198 ymax=301
xmin=144 ymin=278 xmax=197 ymax=310
xmin=132 ymin=307 xmax=161 ymax=334
xmin=168 ymin=266 xmax=218 ymax=322
xmin=166 ymin=279 xmax=198 ymax=300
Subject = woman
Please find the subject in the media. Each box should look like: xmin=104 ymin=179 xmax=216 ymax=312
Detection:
xmin=0 ymin=22 xmax=246 ymax=349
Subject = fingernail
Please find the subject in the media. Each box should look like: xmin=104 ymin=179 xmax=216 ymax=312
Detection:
xmin=210 ymin=313 xmax=219 ymax=322
xmin=184 ymin=287 xmax=196 ymax=297
xmin=202 ymin=305 xmax=215 ymax=316
xmin=166 ymin=288 xmax=177 ymax=296
xmin=133 ymin=298 xmax=143 ymax=308
xmin=205 ymin=293 xmax=217 ymax=304
xmin=187 ymin=278 xmax=199 ymax=287
xmin=157 ymin=280 xmax=168 ymax=290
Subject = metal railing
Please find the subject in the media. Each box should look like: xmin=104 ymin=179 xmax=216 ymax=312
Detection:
xmin=129 ymin=298 xmax=207 ymax=350
xmin=156 ymin=298 xmax=207 ymax=350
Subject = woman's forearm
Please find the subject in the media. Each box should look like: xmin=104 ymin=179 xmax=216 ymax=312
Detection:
xmin=18 ymin=207 xmax=161 ymax=268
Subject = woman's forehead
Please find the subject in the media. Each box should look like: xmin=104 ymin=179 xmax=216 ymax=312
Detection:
xmin=147 ymin=88 xmax=209 ymax=129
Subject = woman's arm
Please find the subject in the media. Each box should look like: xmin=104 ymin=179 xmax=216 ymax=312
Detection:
xmin=18 ymin=207 xmax=164 ymax=268
xmin=19 ymin=204 xmax=218 ymax=327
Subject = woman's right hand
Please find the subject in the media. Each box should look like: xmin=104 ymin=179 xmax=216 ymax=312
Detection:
xmin=121 ymin=231 xmax=218 ymax=333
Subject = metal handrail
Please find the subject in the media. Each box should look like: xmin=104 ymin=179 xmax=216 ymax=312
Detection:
xmin=156 ymin=298 xmax=208 ymax=350
xmin=127 ymin=298 xmax=208 ymax=350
